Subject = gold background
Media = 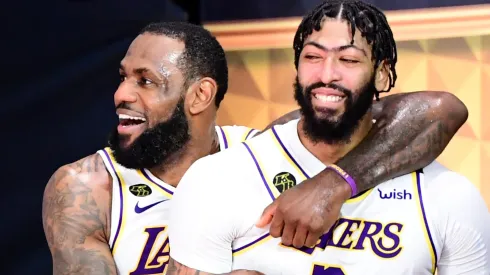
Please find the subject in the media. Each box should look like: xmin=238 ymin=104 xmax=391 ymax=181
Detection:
xmin=215 ymin=34 xmax=490 ymax=209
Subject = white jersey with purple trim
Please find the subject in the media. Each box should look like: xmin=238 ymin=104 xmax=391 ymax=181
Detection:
xmin=96 ymin=125 xmax=258 ymax=275
xmin=169 ymin=119 xmax=490 ymax=275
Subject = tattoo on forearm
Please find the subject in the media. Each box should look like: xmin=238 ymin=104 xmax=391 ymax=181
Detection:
xmin=42 ymin=154 xmax=116 ymax=275
xmin=336 ymin=95 xmax=464 ymax=192
xmin=167 ymin=258 xmax=214 ymax=275
xmin=52 ymin=248 xmax=112 ymax=275
xmin=167 ymin=259 xmax=181 ymax=274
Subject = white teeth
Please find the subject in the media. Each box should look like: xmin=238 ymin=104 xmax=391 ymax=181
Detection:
xmin=315 ymin=94 xmax=343 ymax=102
xmin=118 ymin=114 xmax=146 ymax=121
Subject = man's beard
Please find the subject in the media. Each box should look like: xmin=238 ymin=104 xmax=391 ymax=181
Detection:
xmin=108 ymin=98 xmax=190 ymax=170
xmin=294 ymin=76 xmax=376 ymax=144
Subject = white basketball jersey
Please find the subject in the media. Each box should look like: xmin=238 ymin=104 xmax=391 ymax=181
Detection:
xmin=230 ymin=121 xmax=438 ymax=274
xmin=97 ymin=125 xmax=259 ymax=275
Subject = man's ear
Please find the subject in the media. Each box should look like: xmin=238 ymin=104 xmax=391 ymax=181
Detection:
xmin=188 ymin=77 xmax=217 ymax=115
xmin=374 ymin=61 xmax=390 ymax=92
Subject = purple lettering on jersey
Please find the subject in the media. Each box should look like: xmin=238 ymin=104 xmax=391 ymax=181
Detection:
xmin=294 ymin=227 xmax=333 ymax=254
xmin=333 ymin=218 xmax=362 ymax=249
xmin=352 ymin=221 xmax=383 ymax=250
xmin=353 ymin=221 xmax=403 ymax=258
xmin=311 ymin=265 xmax=346 ymax=275
xmin=286 ymin=218 xmax=403 ymax=259
xmin=130 ymin=227 xmax=170 ymax=275
xmin=379 ymin=223 xmax=403 ymax=256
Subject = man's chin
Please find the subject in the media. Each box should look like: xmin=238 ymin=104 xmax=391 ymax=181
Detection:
xmin=312 ymin=109 xmax=342 ymax=124
xmin=112 ymin=133 xmax=137 ymax=151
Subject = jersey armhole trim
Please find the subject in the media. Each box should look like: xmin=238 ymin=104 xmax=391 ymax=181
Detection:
xmin=99 ymin=148 xmax=126 ymax=255
xmin=413 ymin=169 xmax=438 ymax=274
xmin=242 ymin=142 xmax=277 ymax=201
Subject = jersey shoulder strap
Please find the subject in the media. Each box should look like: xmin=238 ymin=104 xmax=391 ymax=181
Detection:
xmin=216 ymin=125 xmax=260 ymax=149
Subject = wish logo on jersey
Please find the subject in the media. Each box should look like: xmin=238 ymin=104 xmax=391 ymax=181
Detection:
xmin=378 ymin=189 xmax=412 ymax=200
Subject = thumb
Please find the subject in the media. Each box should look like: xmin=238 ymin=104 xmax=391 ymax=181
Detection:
xmin=255 ymin=201 xmax=278 ymax=228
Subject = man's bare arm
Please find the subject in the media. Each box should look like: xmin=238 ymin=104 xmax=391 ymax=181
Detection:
xmin=262 ymin=91 xmax=467 ymax=189
xmin=167 ymin=258 xmax=213 ymax=275
xmin=257 ymin=91 xmax=468 ymax=248
xmin=42 ymin=154 xmax=117 ymax=275
xmin=166 ymin=258 xmax=262 ymax=275
xmin=335 ymin=91 xmax=468 ymax=192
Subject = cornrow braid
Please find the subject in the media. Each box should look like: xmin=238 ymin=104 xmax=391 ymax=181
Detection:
xmin=293 ymin=0 xmax=397 ymax=99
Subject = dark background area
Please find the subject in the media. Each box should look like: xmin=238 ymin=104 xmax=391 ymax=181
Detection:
xmin=2 ymin=0 xmax=487 ymax=274
xmin=201 ymin=0 xmax=490 ymax=21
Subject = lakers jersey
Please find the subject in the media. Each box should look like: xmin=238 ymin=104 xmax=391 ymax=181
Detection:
xmin=169 ymin=119 xmax=490 ymax=275
xmin=97 ymin=125 xmax=259 ymax=275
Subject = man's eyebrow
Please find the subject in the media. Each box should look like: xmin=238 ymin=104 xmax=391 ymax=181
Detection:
xmin=304 ymin=41 xmax=367 ymax=57
xmin=134 ymin=67 xmax=150 ymax=74
xmin=119 ymin=64 xmax=164 ymax=81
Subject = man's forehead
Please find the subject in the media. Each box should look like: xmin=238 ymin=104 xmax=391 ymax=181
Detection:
xmin=125 ymin=34 xmax=185 ymax=65
xmin=304 ymin=18 xmax=369 ymax=51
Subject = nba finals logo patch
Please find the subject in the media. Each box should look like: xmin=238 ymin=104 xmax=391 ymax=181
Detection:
xmin=129 ymin=184 xmax=153 ymax=197
xmin=273 ymin=172 xmax=296 ymax=193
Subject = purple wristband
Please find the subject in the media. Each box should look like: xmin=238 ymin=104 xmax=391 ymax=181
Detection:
xmin=326 ymin=164 xmax=358 ymax=197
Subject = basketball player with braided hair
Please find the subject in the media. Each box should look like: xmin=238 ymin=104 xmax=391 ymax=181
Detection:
xmin=167 ymin=1 xmax=490 ymax=274
xmin=293 ymin=0 xmax=398 ymax=99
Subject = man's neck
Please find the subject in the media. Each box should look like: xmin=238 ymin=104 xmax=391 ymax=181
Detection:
xmin=148 ymin=124 xmax=219 ymax=187
xmin=298 ymin=113 xmax=373 ymax=165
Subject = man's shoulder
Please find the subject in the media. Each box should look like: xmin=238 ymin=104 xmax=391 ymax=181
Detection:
xmin=196 ymin=143 xmax=252 ymax=172
xmin=421 ymin=161 xmax=483 ymax=212
xmin=42 ymin=153 xmax=113 ymax=245
xmin=179 ymin=143 xmax=262 ymax=194
xmin=48 ymin=153 xmax=111 ymax=192
xmin=422 ymin=161 xmax=472 ymax=188
xmin=43 ymin=153 xmax=113 ymax=214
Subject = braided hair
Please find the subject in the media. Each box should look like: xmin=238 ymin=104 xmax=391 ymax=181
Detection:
xmin=293 ymin=0 xmax=397 ymax=99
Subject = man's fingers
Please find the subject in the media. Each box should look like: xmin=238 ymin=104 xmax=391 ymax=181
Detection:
xmin=269 ymin=211 xmax=284 ymax=238
xmin=304 ymin=218 xmax=338 ymax=247
xmin=292 ymin=225 xmax=308 ymax=248
xmin=255 ymin=202 xmax=278 ymax=228
xmin=304 ymin=231 xmax=322 ymax=248
xmin=280 ymin=223 xmax=296 ymax=246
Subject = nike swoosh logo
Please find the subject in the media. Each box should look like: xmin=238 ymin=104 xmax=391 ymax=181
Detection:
xmin=134 ymin=200 xmax=168 ymax=214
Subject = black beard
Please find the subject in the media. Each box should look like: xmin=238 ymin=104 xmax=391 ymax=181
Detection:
xmin=108 ymin=98 xmax=190 ymax=170
xmin=293 ymin=76 xmax=376 ymax=144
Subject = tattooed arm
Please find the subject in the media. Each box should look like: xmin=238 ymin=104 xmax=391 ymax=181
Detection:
xmin=262 ymin=91 xmax=466 ymax=138
xmin=337 ymin=90 xmax=468 ymax=190
xmin=42 ymin=154 xmax=116 ymax=275
xmin=166 ymin=258 xmax=262 ymax=275
xmin=262 ymin=91 xmax=467 ymax=183
xmin=257 ymin=91 xmax=468 ymax=248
